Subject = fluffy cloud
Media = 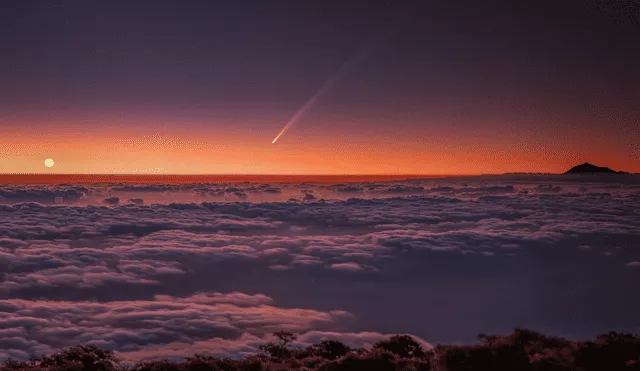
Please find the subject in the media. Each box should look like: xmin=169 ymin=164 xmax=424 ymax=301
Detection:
xmin=103 ymin=197 xmax=120 ymax=205
xmin=0 ymin=186 xmax=88 ymax=204
xmin=0 ymin=293 xmax=364 ymax=362
xmin=329 ymin=262 xmax=366 ymax=272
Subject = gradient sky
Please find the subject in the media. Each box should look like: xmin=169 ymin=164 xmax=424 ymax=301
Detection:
xmin=1 ymin=0 xmax=638 ymax=174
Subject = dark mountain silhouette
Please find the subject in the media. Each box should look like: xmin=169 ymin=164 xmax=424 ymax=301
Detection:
xmin=565 ymin=162 xmax=629 ymax=174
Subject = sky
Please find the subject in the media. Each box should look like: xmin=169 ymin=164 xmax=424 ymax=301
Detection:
xmin=1 ymin=0 xmax=638 ymax=174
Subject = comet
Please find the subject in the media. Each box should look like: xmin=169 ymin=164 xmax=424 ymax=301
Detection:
xmin=271 ymin=33 xmax=386 ymax=144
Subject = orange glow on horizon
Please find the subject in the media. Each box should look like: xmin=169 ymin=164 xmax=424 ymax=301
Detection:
xmin=1 ymin=116 xmax=638 ymax=175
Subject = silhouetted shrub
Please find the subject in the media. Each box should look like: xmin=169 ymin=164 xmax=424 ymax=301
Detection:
xmin=37 ymin=345 xmax=118 ymax=371
xmin=312 ymin=340 xmax=351 ymax=360
xmin=0 ymin=360 xmax=30 ymax=371
xmin=436 ymin=345 xmax=492 ymax=371
xmin=491 ymin=342 xmax=531 ymax=370
xmin=130 ymin=360 xmax=181 ymax=371
xmin=2 ymin=329 xmax=640 ymax=371
xmin=576 ymin=332 xmax=640 ymax=371
xmin=529 ymin=354 xmax=577 ymax=371
xmin=412 ymin=358 xmax=433 ymax=371
xmin=319 ymin=348 xmax=397 ymax=371
xmin=373 ymin=335 xmax=425 ymax=358
xmin=300 ymin=356 xmax=327 ymax=369
xmin=258 ymin=342 xmax=290 ymax=359
xmin=436 ymin=342 xmax=534 ymax=371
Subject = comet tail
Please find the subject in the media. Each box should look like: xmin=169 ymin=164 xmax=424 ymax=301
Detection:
xmin=271 ymin=33 xmax=385 ymax=144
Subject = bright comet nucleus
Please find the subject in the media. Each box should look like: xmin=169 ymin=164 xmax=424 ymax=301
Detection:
xmin=44 ymin=158 xmax=55 ymax=168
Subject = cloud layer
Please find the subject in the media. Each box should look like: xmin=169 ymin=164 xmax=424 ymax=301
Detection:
xmin=1 ymin=291 xmax=421 ymax=362
xmin=2 ymin=174 xmax=638 ymax=205
xmin=1 ymin=176 xmax=639 ymax=361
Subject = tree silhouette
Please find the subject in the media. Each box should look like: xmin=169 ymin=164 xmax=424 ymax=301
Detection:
xmin=273 ymin=331 xmax=297 ymax=349
xmin=258 ymin=331 xmax=298 ymax=359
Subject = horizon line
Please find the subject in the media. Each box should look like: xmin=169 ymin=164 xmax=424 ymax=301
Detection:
xmin=0 ymin=172 xmax=558 ymax=176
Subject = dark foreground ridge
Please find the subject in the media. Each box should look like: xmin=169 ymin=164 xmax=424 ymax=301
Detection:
xmin=2 ymin=329 xmax=639 ymax=371
xmin=565 ymin=162 xmax=630 ymax=174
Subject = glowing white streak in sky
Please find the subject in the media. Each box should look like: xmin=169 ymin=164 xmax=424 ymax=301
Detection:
xmin=271 ymin=34 xmax=385 ymax=144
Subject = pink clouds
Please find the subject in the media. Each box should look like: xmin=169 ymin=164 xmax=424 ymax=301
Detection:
xmin=120 ymin=333 xmax=264 ymax=362
xmin=0 ymin=177 xmax=639 ymax=361
xmin=0 ymin=292 xmax=369 ymax=363
xmin=153 ymin=292 xmax=273 ymax=306
xmin=330 ymin=262 xmax=364 ymax=272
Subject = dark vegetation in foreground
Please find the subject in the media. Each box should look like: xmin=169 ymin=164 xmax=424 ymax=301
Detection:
xmin=2 ymin=329 xmax=639 ymax=371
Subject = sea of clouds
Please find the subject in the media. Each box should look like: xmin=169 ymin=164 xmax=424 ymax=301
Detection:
xmin=1 ymin=175 xmax=639 ymax=362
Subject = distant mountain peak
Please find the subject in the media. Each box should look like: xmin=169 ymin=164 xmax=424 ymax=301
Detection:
xmin=564 ymin=162 xmax=629 ymax=174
